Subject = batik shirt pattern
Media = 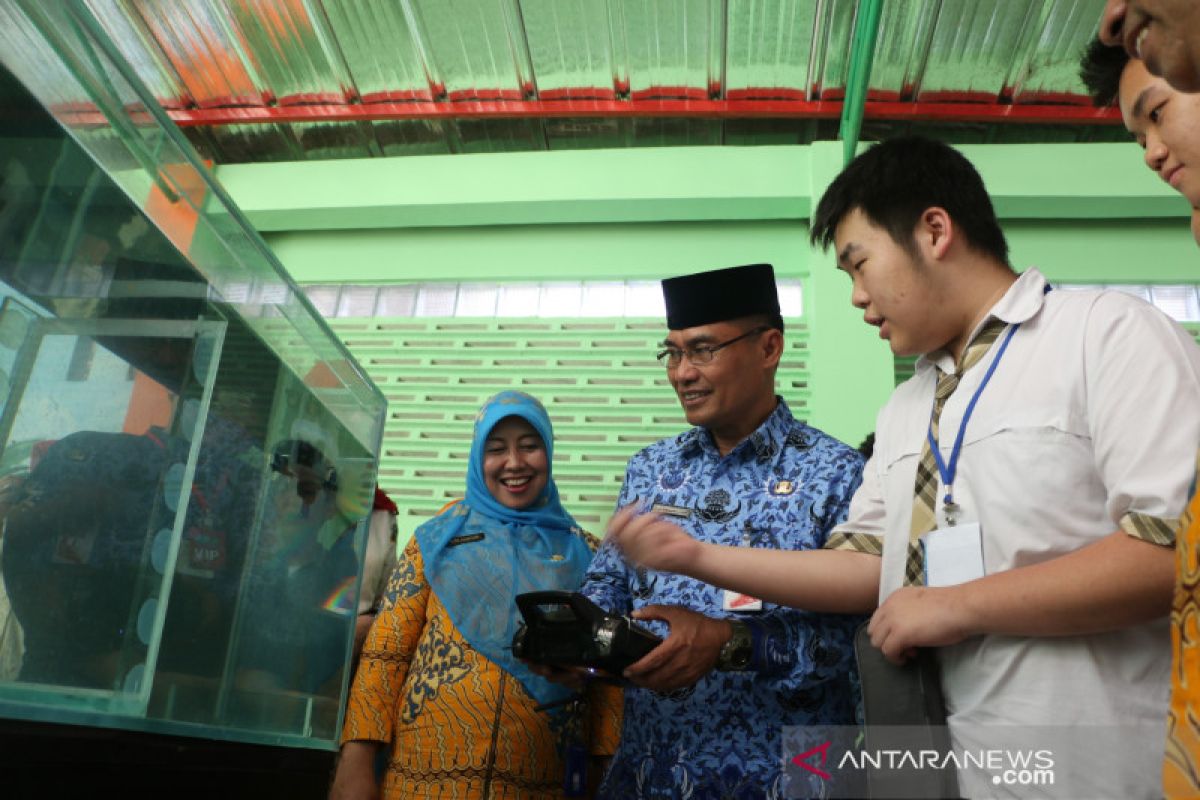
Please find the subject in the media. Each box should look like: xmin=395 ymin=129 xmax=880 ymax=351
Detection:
xmin=1166 ymin=452 xmax=1200 ymax=799
xmin=582 ymin=399 xmax=865 ymax=800
xmin=343 ymin=537 xmax=623 ymax=800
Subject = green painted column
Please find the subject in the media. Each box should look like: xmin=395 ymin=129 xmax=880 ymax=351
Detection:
xmin=802 ymin=140 xmax=896 ymax=448
xmin=839 ymin=0 xmax=884 ymax=166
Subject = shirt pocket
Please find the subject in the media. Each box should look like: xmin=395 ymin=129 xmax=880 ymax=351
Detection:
xmin=958 ymin=405 xmax=1090 ymax=448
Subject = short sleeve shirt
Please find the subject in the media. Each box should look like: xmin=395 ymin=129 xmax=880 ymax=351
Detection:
xmin=831 ymin=268 xmax=1200 ymax=799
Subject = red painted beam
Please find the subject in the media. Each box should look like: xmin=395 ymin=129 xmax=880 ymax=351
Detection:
xmin=52 ymin=97 xmax=1123 ymax=129
xmin=161 ymin=98 xmax=846 ymax=125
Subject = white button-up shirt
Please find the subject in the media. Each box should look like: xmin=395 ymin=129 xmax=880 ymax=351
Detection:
xmin=833 ymin=267 xmax=1200 ymax=798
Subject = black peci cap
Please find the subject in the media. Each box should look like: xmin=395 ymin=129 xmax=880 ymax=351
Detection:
xmin=661 ymin=263 xmax=780 ymax=330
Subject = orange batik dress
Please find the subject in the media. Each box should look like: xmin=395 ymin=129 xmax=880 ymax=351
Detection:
xmin=1166 ymin=470 xmax=1200 ymax=799
xmin=341 ymin=538 xmax=622 ymax=800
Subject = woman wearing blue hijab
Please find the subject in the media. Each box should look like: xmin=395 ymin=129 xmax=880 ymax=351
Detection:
xmin=331 ymin=391 xmax=621 ymax=800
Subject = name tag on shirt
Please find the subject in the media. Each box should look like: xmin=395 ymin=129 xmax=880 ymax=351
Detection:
xmin=723 ymin=590 xmax=763 ymax=612
xmin=921 ymin=523 xmax=985 ymax=587
xmin=650 ymin=503 xmax=691 ymax=519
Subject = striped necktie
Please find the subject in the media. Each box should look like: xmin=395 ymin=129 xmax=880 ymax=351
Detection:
xmin=904 ymin=318 xmax=1009 ymax=586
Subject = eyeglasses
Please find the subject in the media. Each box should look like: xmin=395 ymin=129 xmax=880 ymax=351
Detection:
xmin=656 ymin=326 xmax=770 ymax=368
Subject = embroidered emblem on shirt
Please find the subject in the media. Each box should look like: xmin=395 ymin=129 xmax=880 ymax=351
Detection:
xmin=766 ymin=478 xmax=796 ymax=497
xmin=659 ymin=468 xmax=688 ymax=491
xmin=696 ymin=489 xmax=740 ymax=523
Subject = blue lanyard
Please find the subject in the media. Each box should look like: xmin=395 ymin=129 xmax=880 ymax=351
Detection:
xmin=927 ymin=322 xmax=1019 ymax=515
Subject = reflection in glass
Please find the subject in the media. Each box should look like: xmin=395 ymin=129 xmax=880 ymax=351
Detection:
xmin=0 ymin=6 xmax=384 ymax=752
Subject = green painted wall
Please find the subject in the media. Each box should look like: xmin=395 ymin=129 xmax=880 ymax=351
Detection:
xmin=1006 ymin=219 xmax=1199 ymax=283
xmin=216 ymin=141 xmax=1198 ymax=520
xmin=217 ymin=146 xmax=815 ymax=231
xmin=267 ymin=220 xmax=811 ymax=284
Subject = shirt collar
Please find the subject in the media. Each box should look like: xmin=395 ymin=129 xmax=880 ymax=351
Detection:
xmin=676 ymin=396 xmax=795 ymax=459
xmin=918 ymin=267 xmax=1048 ymax=374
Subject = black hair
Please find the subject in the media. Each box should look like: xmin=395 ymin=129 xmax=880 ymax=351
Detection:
xmin=1079 ymin=37 xmax=1130 ymax=107
xmin=857 ymin=432 xmax=875 ymax=460
xmin=742 ymin=311 xmax=785 ymax=335
xmin=809 ymin=136 xmax=1010 ymax=266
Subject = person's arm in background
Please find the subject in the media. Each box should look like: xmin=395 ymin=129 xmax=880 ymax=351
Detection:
xmin=350 ymin=510 xmax=398 ymax=662
xmin=353 ymin=504 xmax=401 ymax=659
xmin=353 ymin=611 xmax=376 ymax=662
xmin=329 ymin=537 xmax=427 ymax=800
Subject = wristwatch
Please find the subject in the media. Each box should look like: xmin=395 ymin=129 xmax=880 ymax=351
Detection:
xmin=716 ymin=620 xmax=753 ymax=671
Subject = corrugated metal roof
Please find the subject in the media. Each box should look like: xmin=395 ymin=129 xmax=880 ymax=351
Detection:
xmin=7 ymin=0 xmax=1125 ymax=164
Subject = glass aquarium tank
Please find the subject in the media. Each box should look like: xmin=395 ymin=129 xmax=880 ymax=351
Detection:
xmin=0 ymin=0 xmax=386 ymax=751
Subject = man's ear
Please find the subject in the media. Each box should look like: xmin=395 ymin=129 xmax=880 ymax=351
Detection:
xmin=760 ymin=327 xmax=784 ymax=369
xmin=914 ymin=206 xmax=954 ymax=261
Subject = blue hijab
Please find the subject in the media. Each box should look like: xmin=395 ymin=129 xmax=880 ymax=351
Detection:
xmin=416 ymin=391 xmax=593 ymax=709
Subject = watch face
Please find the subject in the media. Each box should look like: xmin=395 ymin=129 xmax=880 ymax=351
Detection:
xmin=730 ymin=642 xmax=751 ymax=668
xmin=719 ymin=623 xmax=753 ymax=670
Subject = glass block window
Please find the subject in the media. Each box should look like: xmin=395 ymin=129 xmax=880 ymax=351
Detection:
xmin=303 ymin=280 xmax=805 ymax=319
xmin=1150 ymin=286 xmax=1200 ymax=321
xmin=336 ymin=286 xmax=379 ymax=317
xmin=376 ymin=285 xmax=418 ymax=316
xmin=625 ymin=282 xmax=665 ymax=317
xmin=1049 ymin=283 xmax=1200 ymax=322
xmin=579 ymin=282 xmax=626 ymax=317
xmin=456 ymin=283 xmax=499 ymax=316
xmin=414 ymin=285 xmax=458 ymax=316
xmin=539 ymin=282 xmax=584 ymax=317
xmin=497 ymin=284 xmax=541 ymax=316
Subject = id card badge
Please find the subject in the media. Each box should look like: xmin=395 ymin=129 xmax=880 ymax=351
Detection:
xmin=921 ymin=522 xmax=985 ymax=587
xmin=723 ymin=590 xmax=763 ymax=612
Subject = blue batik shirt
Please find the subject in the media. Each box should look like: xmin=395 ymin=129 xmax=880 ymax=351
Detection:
xmin=582 ymin=398 xmax=865 ymax=800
